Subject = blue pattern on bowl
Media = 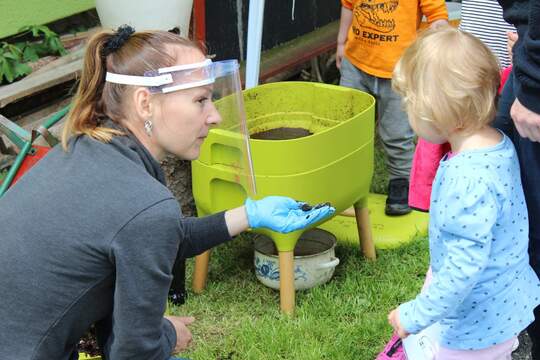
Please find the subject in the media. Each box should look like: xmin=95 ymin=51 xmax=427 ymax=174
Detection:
xmin=255 ymin=258 xmax=308 ymax=282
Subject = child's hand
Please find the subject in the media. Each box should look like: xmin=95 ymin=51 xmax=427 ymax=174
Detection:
xmin=388 ymin=308 xmax=410 ymax=339
xmin=336 ymin=43 xmax=345 ymax=69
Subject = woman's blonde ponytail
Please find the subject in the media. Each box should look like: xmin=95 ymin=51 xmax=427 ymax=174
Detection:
xmin=62 ymin=31 xmax=121 ymax=149
xmin=62 ymin=28 xmax=204 ymax=150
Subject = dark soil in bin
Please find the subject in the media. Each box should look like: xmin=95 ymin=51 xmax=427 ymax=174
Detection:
xmin=257 ymin=230 xmax=334 ymax=257
xmin=264 ymin=239 xmax=331 ymax=257
xmin=251 ymin=127 xmax=312 ymax=140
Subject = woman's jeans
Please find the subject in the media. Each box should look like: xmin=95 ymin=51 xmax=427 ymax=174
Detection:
xmin=495 ymin=71 xmax=540 ymax=360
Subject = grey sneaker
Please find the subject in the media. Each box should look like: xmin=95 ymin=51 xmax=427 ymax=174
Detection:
xmin=385 ymin=178 xmax=412 ymax=216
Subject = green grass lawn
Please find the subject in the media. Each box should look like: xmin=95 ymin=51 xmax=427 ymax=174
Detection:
xmin=172 ymin=137 xmax=429 ymax=359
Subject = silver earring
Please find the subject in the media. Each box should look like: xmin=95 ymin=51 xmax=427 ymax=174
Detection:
xmin=144 ymin=119 xmax=153 ymax=136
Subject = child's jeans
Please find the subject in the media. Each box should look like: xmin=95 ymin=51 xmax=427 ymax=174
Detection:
xmin=339 ymin=57 xmax=414 ymax=181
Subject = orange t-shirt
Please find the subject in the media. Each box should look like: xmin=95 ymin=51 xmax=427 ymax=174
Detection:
xmin=341 ymin=0 xmax=448 ymax=78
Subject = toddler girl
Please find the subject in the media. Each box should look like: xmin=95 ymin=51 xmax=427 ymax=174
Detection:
xmin=387 ymin=27 xmax=540 ymax=359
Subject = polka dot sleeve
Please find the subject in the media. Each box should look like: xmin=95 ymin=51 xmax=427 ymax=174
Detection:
xmin=399 ymin=178 xmax=498 ymax=334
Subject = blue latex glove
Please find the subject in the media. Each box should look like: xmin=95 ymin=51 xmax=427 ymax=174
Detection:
xmin=244 ymin=196 xmax=335 ymax=234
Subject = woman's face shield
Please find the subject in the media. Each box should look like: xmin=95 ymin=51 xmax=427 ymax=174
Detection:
xmin=106 ymin=59 xmax=256 ymax=195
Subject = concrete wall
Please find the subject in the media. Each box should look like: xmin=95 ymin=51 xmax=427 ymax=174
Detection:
xmin=0 ymin=0 xmax=95 ymax=39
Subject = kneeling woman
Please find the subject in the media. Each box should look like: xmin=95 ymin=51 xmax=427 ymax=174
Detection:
xmin=0 ymin=26 xmax=333 ymax=360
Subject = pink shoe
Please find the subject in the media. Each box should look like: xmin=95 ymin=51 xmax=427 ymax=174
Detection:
xmin=376 ymin=333 xmax=407 ymax=360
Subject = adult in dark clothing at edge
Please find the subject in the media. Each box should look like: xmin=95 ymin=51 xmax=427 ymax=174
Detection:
xmin=496 ymin=1 xmax=540 ymax=359
xmin=0 ymin=27 xmax=335 ymax=360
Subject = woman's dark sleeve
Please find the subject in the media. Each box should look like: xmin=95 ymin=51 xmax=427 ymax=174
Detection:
xmin=104 ymin=199 xmax=232 ymax=360
xmin=500 ymin=0 xmax=540 ymax=113
xmin=178 ymin=212 xmax=232 ymax=258
xmin=106 ymin=199 xmax=182 ymax=360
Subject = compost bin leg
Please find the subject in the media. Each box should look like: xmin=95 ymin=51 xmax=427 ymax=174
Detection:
xmin=193 ymin=250 xmax=211 ymax=293
xmin=279 ymin=250 xmax=295 ymax=315
xmin=354 ymin=201 xmax=376 ymax=260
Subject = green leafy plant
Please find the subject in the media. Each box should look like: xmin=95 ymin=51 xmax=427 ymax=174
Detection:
xmin=0 ymin=25 xmax=67 ymax=84
xmin=0 ymin=42 xmax=32 ymax=83
xmin=19 ymin=25 xmax=68 ymax=57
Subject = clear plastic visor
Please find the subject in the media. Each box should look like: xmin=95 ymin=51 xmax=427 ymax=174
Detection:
xmin=105 ymin=59 xmax=256 ymax=195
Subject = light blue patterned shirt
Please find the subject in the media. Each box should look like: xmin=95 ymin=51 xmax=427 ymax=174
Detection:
xmin=399 ymin=134 xmax=540 ymax=350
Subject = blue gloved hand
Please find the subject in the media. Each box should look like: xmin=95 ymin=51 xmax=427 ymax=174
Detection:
xmin=244 ymin=196 xmax=335 ymax=234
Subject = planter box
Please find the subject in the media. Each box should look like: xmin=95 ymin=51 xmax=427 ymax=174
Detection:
xmin=0 ymin=0 xmax=94 ymax=39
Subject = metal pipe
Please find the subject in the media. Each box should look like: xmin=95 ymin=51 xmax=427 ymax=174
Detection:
xmin=0 ymin=114 xmax=30 ymax=150
xmin=245 ymin=0 xmax=265 ymax=89
xmin=0 ymin=106 xmax=68 ymax=196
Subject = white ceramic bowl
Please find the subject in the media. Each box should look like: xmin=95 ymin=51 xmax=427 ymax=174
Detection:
xmin=254 ymin=229 xmax=340 ymax=290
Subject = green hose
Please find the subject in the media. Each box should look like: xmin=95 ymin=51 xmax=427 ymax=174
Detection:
xmin=0 ymin=105 xmax=70 ymax=197
xmin=42 ymin=105 xmax=69 ymax=130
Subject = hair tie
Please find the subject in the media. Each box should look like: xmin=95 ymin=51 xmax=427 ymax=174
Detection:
xmin=102 ymin=25 xmax=135 ymax=57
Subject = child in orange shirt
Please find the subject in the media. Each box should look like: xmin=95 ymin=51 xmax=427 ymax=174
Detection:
xmin=336 ymin=0 xmax=447 ymax=215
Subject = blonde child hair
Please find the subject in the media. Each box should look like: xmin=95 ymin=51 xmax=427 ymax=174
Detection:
xmin=392 ymin=26 xmax=501 ymax=135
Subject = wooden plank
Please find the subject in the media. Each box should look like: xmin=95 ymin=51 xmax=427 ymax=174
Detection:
xmin=257 ymin=21 xmax=338 ymax=82
xmin=0 ymin=59 xmax=82 ymax=108
xmin=0 ymin=29 xmax=94 ymax=108
xmin=0 ymin=22 xmax=337 ymax=109
xmin=26 ymin=46 xmax=85 ymax=79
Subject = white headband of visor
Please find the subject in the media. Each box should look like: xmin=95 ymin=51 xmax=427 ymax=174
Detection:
xmin=105 ymin=59 xmax=214 ymax=93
